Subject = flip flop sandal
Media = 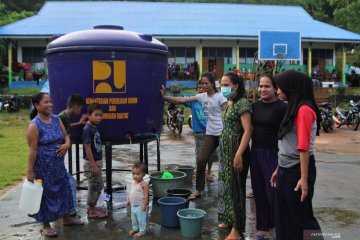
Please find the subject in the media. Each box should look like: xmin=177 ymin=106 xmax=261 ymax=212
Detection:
xmin=87 ymin=207 xmax=107 ymax=214
xmin=40 ymin=228 xmax=58 ymax=237
xmin=88 ymin=211 xmax=108 ymax=219
xmin=225 ymin=236 xmax=241 ymax=240
xmin=247 ymin=233 xmax=270 ymax=240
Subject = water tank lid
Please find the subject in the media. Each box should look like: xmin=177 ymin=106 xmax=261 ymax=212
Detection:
xmin=45 ymin=25 xmax=168 ymax=55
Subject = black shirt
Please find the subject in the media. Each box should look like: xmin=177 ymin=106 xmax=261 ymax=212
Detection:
xmin=251 ymin=99 xmax=287 ymax=149
xmin=82 ymin=123 xmax=102 ymax=161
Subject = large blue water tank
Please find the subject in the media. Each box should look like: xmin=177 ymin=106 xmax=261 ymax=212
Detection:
xmin=45 ymin=26 xmax=168 ymax=143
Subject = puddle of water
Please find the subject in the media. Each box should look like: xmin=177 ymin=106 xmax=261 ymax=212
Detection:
xmin=316 ymin=207 xmax=360 ymax=227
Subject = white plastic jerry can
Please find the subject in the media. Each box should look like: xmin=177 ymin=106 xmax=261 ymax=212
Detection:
xmin=18 ymin=179 xmax=43 ymax=214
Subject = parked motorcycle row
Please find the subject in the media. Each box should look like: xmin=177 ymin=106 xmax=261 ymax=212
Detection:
xmin=332 ymin=100 xmax=360 ymax=131
xmin=169 ymin=100 xmax=360 ymax=134
xmin=0 ymin=95 xmax=20 ymax=113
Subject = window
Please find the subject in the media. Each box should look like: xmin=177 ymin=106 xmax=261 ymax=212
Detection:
xmin=303 ymin=49 xmax=333 ymax=65
xmin=202 ymin=47 xmax=232 ymax=63
xmin=283 ymin=60 xmax=300 ymax=65
xmin=239 ymin=48 xmax=257 ymax=64
xmin=168 ymin=47 xmax=195 ymax=64
xmin=22 ymin=47 xmax=46 ymax=63
xmin=167 ymin=47 xmax=197 ymax=80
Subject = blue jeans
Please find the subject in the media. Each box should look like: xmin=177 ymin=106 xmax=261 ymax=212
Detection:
xmin=67 ymin=172 xmax=77 ymax=213
xmin=131 ymin=205 xmax=147 ymax=234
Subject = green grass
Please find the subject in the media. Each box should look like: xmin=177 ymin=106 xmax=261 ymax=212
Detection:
xmin=348 ymin=87 xmax=360 ymax=95
xmin=180 ymin=89 xmax=197 ymax=94
xmin=0 ymin=109 xmax=29 ymax=190
xmin=7 ymin=87 xmax=41 ymax=95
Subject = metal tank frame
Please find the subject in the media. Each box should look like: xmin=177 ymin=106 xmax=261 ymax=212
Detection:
xmin=66 ymin=137 xmax=161 ymax=205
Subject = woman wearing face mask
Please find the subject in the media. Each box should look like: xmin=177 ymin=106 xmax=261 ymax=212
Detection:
xmin=218 ymin=71 xmax=252 ymax=240
xmin=249 ymin=75 xmax=287 ymax=240
xmin=160 ymin=72 xmax=227 ymax=198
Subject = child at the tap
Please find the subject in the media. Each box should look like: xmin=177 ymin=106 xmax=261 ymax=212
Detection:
xmin=127 ymin=162 xmax=149 ymax=238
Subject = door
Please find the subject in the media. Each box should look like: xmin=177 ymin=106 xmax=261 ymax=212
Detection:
xmin=318 ymin=58 xmax=326 ymax=81
xmin=216 ymin=58 xmax=224 ymax=80
xmin=202 ymin=57 xmax=209 ymax=73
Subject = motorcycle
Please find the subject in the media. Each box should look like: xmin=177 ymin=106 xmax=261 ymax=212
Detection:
xmin=0 ymin=97 xmax=4 ymax=111
xmin=165 ymin=103 xmax=184 ymax=134
xmin=318 ymin=102 xmax=334 ymax=133
xmin=188 ymin=114 xmax=192 ymax=129
xmin=332 ymin=100 xmax=360 ymax=131
xmin=2 ymin=95 xmax=20 ymax=113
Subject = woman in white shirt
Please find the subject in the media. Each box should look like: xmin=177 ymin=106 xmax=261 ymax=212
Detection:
xmin=160 ymin=72 xmax=227 ymax=198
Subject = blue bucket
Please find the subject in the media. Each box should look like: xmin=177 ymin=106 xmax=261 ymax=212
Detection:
xmin=158 ymin=197 xmax=186 ymax=228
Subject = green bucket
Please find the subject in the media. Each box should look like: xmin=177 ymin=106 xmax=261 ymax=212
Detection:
xmin=149 ymin=171 xmax=186 ymax=198
xmin=177 ymin=208 xmax=206 ymax=238
xmin=177 ymin=165 xmax=194 ymax=185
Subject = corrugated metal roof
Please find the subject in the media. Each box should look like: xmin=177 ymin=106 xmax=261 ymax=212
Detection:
xmin=0 ymin=1 xmax=359 ymax=43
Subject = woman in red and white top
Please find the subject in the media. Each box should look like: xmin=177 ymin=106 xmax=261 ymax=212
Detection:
xmin=270 ymin=70 xmax=322 ymax=240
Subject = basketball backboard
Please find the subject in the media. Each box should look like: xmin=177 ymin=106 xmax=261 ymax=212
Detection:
xmin=259 ymin=31 xmax=301 ymax=60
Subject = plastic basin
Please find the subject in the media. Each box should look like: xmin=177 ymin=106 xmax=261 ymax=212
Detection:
xmin=149 ymin=171 xmax=186 ymax=198
xmin=177 ymin=165 xmax=194 ymax=185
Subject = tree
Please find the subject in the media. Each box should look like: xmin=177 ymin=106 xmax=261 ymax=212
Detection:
xmin=331 ymin=1 xmax=360 ymax=34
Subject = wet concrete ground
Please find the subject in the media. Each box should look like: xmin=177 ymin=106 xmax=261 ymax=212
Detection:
xmin=0 ymin=126 xmax=359 ymax=240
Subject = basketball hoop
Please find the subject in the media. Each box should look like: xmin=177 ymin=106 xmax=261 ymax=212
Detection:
xmin=275 ymin=53 xmax=286 ymax=60
xmin=259 ymin=31 xmax=301 ymax=61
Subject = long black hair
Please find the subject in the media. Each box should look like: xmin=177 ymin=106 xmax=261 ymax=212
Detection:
xmin=223 ymin=71 xmax=245 ymax=103
xmin=201 ymin=71 xmax=218 ymax=92
xmin=260 ymin=74 xmax=277 ymax=90
xmin=274 ymin=70 xmax=321 ymax=139
xmin=30 ymin=92 xmax=49 ymax=120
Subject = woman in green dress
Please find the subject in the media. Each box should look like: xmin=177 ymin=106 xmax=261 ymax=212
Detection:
xmin=218 ymin=72 xmax=252 ymax=240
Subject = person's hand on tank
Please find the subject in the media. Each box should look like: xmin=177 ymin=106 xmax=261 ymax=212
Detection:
xmin=160 ymin=84 xmax=166 ymax=98
xmin=79 ymin=114 xmax=88 ymax=124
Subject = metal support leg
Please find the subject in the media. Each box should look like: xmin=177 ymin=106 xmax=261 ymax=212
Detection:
xmin=156 ymin=138 xmax=161 ymax=171
xmin=68 ymin=144 xmax=73 ymax=174
xmin=140 ymin=143 xmax=144 ymax=163
xmin=105 ymin=143 xmax=113 ymax=204
xmin=144 ymin=142 xmax=148 ymax=173
xmin=76 ymin=144 xmax=80 ymax=182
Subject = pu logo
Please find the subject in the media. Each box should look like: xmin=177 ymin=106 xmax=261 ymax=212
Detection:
xmin=93 ymin=60 xmax=126 ymax=93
